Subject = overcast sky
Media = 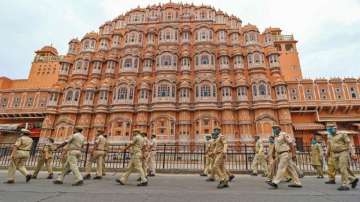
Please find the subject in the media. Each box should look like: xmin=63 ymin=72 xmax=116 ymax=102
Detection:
xmin=0 ymin=0 xmax=359 ymax=79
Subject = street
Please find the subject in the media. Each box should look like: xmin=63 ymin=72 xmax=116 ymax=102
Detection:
xmin=0 ymin=171 xmax=359 ymax=202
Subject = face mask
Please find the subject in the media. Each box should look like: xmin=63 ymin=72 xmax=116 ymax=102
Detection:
xmin=311 ymin=139 xmax=317 ymax=145
xmin=269 ymin=138 xmax=274 ymax=144
xmin=327 ymin=128 xmax=335 ymax=136
xmin=272 ymin=128 xmax=280 ymax=136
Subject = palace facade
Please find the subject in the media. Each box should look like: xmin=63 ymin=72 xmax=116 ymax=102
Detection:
xmin=0 ymin=2 xmax=359 ymax=146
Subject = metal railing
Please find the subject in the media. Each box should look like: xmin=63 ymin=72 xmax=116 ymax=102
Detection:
xmin=0 ymin=143 xmax=359 ymax=173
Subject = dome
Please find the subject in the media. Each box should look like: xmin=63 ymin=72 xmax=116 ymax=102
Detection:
xmin=35 ymin=45 xmax=58 ymax=56
xmin=82 ymin=32 xmax=98 ymax=40
xmin=242 ymin=24 xmax=259 ymax=33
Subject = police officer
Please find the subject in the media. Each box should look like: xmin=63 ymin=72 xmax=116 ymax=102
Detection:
xmin=102 ymin=134 xmax=109 ymax=176
xmin=116 ymin=129 xmax=148 ymax=186
xmin=84 ymin=129 xmax=107 ymax=180
xmin=141 ymin=132 xmax=150 ymax=177
xmin=266 ymin=135 xmax=276 ymax=182
xmin=206 ymin=132 xmax=217 ymax=182
xmin=201 ymin=135 xmax=212 ymax=177
xmin=326 ymin=124 xmax=358 ymax=191
xmin=310 ymin=138 xmax=324 ymax=178
xmin=53 ymin=127 xmax=85 ymax=186
xmin=147 ymin=134 xmax=157 ymax=177
xmin=251 ymin=136 xmax=268 ymax=176
xmin=5 ymin=129 xmax=33 ymax=184
xmin=209 ymin=128 xmax=229 ymax=189
xmin=267 ymin=124 xmax=302 ymax=189
xmin=32 ymin=137 xmax=55 ymax=179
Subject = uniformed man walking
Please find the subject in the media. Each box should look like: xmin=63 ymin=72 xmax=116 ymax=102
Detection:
xmin=310 ymin=138 xmax=324 ymax=178
xmin=141 ymin=132 xmax=150 ymax=177
xmin=102 ymin=134 xmax=109 ymax=176
xmin=209 ymin=128 xmax=229 ymax=189
xmin=266 ymin=124 xmax=302 ymax=189
xmin=147 ymin=134 xmax=157 ymax=177
xmin=4 ymin=129 xmax=33 ymax=184
xmin=116 ymin=129 xmax=148 ymax=186
xmin=201 ymin=135 xmax=212 ymax=177
xmin=266 ymin=135 xmax=276 ymax=182
xmin=84 ymin=130 xmax=107 ymax=180
xmin=326 ymin=124 xmax=359 ymax=191
xmin=32 ymin=137 xmax=55 ymax=179
xmin=251 ymin=136 xmax=268 ymax=176
xmin=53 ymin=127 xmax=85 ymax=186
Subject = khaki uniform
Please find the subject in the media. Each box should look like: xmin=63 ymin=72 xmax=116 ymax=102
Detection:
xmin=327 ymin=136 xmax=336 ymax=181
xmin=311 ymin=143 xmax=323 ymax=177
xmin=102 ymin=138 xmax=110 ymax=176
xmin=331 ymin=132 xmax=353 ymax=186
xmin=212 ymin=135 xmax=228 ymax=184
xmin=85 ymin=135 xmax=106 ymax=177
xmin=147 ymin=138 xmax=157 ymax=175
xmin=118 ymin=134 xmax=147 ymax=184
xmin=56 ymin=132 xmax=85 ymax=183
xmin=272 ymin=132 xmax=301 ymax=185
xmin=7 ymin=135 xmax=33 ymax=181
xmin=203 ymin=139 xmax=213 ymax=175
xmin=267 ymin=142 xmax=277 ymax=180
xmin=251 ymin=139 xmax=268 ymax=175
xmin=142 ymin=138 xmax=150 ymax=175
xmin=60 ymin=145 xmax=68 ymax=171
xmin=33 ymin=143 xmax=55 ymax=177
xmin=207 ymin=139 xmax=217 ymax=179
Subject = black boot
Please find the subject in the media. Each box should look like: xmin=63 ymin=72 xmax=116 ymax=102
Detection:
xmin=72 ymin=180 xmax=84 ymax=186
xmin=115 ymin=179 xmax=125 ymax=185
xmin=93 ymin=176 xmax=102 ymax=180
xmin=4 ymin=180 xmax=15 ymax=184
xmin=337 ymin=185 xmax=350 ymax=191
xmin=83 ymin=174 xmax=91 ymax=180
xmin=206 ymin=178 xmax=215 ymax=182
xmin=288 ymin=184 xmax=302 ymax=188
xmin=266 ymin=181 xmax=278 ymax=189
xmin=26 ymin=175 xmax=32 ymax=183
xmin=350 ymin=178 xmax=358 ymax=189
xmin=47 ymin=173 xmax=53 ymax=179
xmin=325 ymin=180 xmax=336 ymax=184
xmin=217 ymin=181 xmax=226 ymax=189
xmin=137 ymin=181 xmax=148 ymax=186
xmin=53 ymin=180 xmax=63 ymax=185
xmin=229 ymin=175 xmax=235 ymax=182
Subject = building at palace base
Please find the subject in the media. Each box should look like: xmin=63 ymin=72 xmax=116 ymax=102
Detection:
xmin=0 ymin=2 xmax=359 ymax=147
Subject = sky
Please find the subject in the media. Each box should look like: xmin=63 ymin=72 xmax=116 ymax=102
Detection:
xmin=0 ymin=0 xmax=359 ymax=79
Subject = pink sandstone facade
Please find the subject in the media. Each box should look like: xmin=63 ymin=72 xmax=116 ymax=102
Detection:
xmin=0 ymin=3 xmax=359 ymax=146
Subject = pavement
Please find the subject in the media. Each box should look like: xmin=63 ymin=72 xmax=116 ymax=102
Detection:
xmin=0 ymin=171 xmax=359 ymax=202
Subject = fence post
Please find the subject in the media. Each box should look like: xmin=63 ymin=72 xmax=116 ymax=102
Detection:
xmin=245 ymin=144 xmax=248 ymax=171
xmin=122 ymin=144 xmax=127 ymax=168
xmin=162 ymin=144 xmax=166 ymax=169
xmin=83 ymin=143 xmax=90 ymax=167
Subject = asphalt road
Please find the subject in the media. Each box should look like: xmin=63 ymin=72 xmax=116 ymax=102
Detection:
xmin=0 ymin=171 xmax=359 ymax=202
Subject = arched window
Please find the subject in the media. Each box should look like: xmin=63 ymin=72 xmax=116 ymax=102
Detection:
xmin=196 ymin=28 xmax=212 ymax=41
xmin=200 ymin=84 xmax=211 ymax=97
xmin=66 ymin=90 xmax=73 ymax=101
xmin=200 ymin=55 xmax=209 ymax=65
xmin=118 ymin=87 xmax=128 ymax=100
xmin=75 ymin=60 xmax=82 ymax=70
xmin=161 ymin=55 xmax=172 ymax=66
xmin=259 ymin=83 xmax=267 ymax=96
xmin=74 ymin=91 xmax=80 ymax=101
xmin=350 ymin=87 xmax=357 ymax=99
xmin=158 ymin=84 xmax=170 ymax=97
xmin=124 ymin=58 xmax=132 ymax=68
xmin=252 ymin=84 xmax=257 ymax=96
